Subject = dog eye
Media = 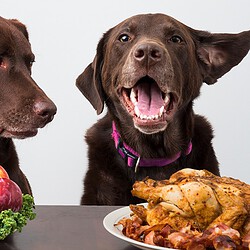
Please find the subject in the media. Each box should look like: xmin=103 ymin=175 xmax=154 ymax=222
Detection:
xmin=29 ymin=60 xmax=35 ymax=67
xmin=169 ymin=35 xmax=183 ymax=43
xmin=27 ymin=59 xmax=35 ymax=69
xmin=0 ymin=56 xmax=7 ymax=69
xmin=118 ymin=34 xmax=131 ymax=43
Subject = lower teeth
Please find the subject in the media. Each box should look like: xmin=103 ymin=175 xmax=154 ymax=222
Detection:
xmin=134 ymin=105 xmax=164 ymax=120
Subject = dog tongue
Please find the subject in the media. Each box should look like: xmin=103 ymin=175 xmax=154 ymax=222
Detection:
xmin=136 ymin=81 xmax=164 ymax=116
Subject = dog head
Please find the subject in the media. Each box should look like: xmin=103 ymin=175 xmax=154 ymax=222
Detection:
xmin=0 ymin=17 xmax=57 ymax=139
xmin=76 ymin=13 xmax=250 ymax=134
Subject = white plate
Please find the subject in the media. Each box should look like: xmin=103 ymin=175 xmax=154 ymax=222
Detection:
xmin=103 ymin=203 xmax=176 ymax=250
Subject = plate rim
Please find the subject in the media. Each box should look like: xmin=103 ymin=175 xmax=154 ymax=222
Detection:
xmin=103 ymin=203 xmax=176 ymax=250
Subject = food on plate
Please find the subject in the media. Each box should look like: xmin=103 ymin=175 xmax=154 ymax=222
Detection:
xmin=131 ymin=168 xmax=250 ymax=234
xmin=116 ymin=168 xmax=250 ymax=249
xmin=0 ymin=165 xmax=36 ymax=240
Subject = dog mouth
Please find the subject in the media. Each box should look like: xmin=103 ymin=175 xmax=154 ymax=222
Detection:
xmin=0 ymin=128 xmax=38 ymax=139
xmin=120 ymin=76 xmax=177 ymax=133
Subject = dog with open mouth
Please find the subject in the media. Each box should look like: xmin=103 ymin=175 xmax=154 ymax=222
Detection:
xmin=76 ymin=13 xmax=250 ymax=205
xmin=0 ymin=17 xmax=57 ymax=194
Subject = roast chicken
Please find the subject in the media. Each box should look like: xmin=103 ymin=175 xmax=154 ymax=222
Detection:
xmin=130 ymin=168 xmax=250 ymax=236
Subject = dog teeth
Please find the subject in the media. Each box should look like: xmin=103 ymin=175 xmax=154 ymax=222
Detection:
xmin=134 ymin=105 xmax=165 ymax=120
xmin=140 ymin=114 xmax=147 ymax=120
xmin=159 ymin=106 xmax=164 ymax=116
xmin=164 ymin=94 xmax=170 ymax=103
xmin=134 ymin=106 xmax=140 ymax=117
xmin=130 ymin=88 xmax=137 ymax=105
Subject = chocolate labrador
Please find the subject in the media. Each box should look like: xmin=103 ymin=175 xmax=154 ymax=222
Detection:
xmin=0 ymin=17 xmax=57 ymax=194
xmin=76 ymin=13 xmax=250 ymax=205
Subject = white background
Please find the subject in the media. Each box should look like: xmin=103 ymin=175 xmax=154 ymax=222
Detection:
xmin=1 ymin=0 xmax=250 ymax=205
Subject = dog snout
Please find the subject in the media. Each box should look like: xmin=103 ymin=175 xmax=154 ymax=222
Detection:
xmin=33 ymin=99 xmax=57 ymax=125
xmin=134 ymin=42 xmax=164 ymax=67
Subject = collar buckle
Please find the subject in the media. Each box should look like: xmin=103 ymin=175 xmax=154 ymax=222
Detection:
xmin=117 ymin=139 xmax=140 ymax=171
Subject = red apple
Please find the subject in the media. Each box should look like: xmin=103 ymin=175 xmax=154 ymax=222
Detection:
xmin=0 ymin=178 xmax=23 ymax=212
xmin=0 ymin=165 xmax=9 ymax=179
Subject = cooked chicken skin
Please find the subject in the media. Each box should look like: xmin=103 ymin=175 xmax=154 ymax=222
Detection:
xmin=131 ymin=168 xmax=250 ymax=235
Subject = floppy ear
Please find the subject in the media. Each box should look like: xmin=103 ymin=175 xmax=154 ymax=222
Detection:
xmin=76 ymin=31 xmax=111 ymax=115
xmin=9 ymin=19 xmax=29 ymax=40
xmin=76 ymin=58 xmax=104 ymax=115
xmin=195 ymin=30 xmax=250 ymax=84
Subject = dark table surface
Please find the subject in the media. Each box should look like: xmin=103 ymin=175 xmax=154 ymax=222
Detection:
xmin=0 ymin=205 xmax=139 ymax=250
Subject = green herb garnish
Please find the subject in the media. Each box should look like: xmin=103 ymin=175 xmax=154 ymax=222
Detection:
xmin=0 ymin=194 xmax=36 ymax=240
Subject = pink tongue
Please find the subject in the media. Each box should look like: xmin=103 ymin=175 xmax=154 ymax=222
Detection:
xmin=136 ymin=81 xmax=164 ymax=116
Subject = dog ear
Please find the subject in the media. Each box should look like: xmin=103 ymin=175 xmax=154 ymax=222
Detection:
xmin=76 ymin=30 xmax=112 ymax=115
xmin=9 ymin=19 xmax=29 ymax=40
xmin=76 ymin=57 xmax=104 ymax=115
xmin=196 ymin=30 xmax=250 ymax=84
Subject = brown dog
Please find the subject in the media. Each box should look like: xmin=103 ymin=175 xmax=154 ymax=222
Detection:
xmin=0 ymin=17 xmax=57 ymax=194
xmin=76 ymin=13 xmax=250 ymax=205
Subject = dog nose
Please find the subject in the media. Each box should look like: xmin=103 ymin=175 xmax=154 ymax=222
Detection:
xmin=134 ymin=43 xmax=163 ymax=66
xmin=33 ymin=100 xmax=57 ymax=123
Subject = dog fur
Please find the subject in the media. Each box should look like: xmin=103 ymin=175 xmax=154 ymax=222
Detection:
xmin=0 ymin=17 xmax=57 ymax=194
xmin=76 ymin=13 xmax=250 ymax=205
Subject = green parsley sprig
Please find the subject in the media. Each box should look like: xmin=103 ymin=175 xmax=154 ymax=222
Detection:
xmin=0 ymin=194 xmax=36 ymax=240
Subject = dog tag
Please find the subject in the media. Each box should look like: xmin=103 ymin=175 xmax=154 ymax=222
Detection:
xmin=134 ymin=157 xmax=141 ymax=173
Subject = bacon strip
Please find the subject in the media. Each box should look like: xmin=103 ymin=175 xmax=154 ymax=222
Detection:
xmin=116 ymin=215 xmax=247 ymax=249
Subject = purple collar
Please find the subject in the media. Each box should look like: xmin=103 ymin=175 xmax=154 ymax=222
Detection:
xmin=112 ymin=121 xmax=192 ymax=172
